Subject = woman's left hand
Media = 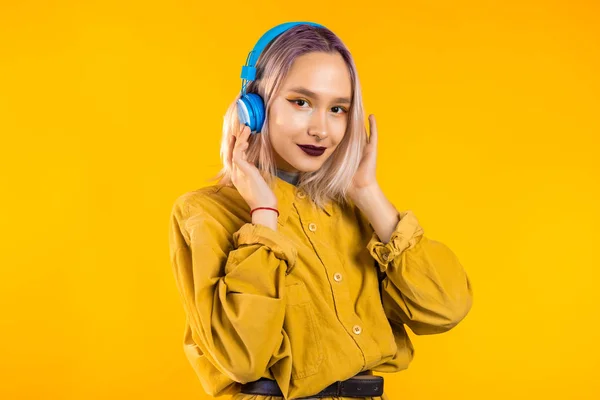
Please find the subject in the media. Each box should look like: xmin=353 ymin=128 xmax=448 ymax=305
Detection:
xmin=348 ymin=114 xmax=379 ymax=201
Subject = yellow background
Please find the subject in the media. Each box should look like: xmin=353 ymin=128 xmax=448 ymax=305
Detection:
xmin=1 ymin=0 xmax=599 ymax=399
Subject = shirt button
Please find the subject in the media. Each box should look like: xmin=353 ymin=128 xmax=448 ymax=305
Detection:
xmin=297 ymin=191 xmax=306 ymax=199
xmin=382 ymin=252 xmax=389 ymax=261
xmin=353 ymin=325 xmax=362 ymax=335
xmin=308 ymin=222 xmax=317 ymax=232
xmin=333 ymin=272 xmax=343 ymax=282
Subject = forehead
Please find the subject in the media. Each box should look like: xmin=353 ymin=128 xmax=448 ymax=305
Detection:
xmin=281 ymin=52 xmax=352 ymax=98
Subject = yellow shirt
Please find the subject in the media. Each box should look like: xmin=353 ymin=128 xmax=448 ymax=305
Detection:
xmin=168 ymin=176 xmax=473 ymax=400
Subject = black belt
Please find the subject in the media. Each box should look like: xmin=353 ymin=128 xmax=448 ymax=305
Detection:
xmin=240 ymin=370 xmax=384 ymax=398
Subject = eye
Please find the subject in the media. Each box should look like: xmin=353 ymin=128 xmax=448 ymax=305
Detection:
xmin=331 ymin=106 xmax=348 ymax=114
xmin=288 ymin=99 xmax=309 ymax=108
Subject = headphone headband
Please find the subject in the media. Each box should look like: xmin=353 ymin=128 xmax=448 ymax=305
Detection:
xmin=240 ymin=21 xmax=324 ymax=85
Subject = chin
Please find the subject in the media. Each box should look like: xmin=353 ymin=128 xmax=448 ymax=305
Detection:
xmin=293 ymin=162 xmax=324 ymax=174
xmin=280 ymin=152 xmax=329 ymax=173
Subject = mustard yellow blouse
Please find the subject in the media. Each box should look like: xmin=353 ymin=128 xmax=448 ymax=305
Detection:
xmin=168 ymin=176 xmax=473 ymax=400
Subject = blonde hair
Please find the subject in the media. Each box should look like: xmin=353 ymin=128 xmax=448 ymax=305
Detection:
xmin=208 ymin=24 xmax=367 ymax=211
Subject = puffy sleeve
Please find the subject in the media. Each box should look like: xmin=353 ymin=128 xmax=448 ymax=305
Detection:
xmin=168 ymin=194 xmax=296 ymax=394
xmin=365 ymin=209 xmax=473 ymax=335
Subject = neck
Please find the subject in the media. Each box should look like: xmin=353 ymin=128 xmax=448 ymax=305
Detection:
xmin=276 ymin=168 xmax=300 ymax=186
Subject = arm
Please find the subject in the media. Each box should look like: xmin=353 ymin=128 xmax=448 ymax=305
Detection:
xmin=168 ymin=194 xmax=295 ymax=386
xmin=352 ymin=185 xmax=473 ymax=335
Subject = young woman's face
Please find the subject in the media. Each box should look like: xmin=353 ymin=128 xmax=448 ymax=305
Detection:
xmin=267 ymin=51 xmax=352 ymax=173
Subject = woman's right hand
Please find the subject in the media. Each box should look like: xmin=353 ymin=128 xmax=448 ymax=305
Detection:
xmin=229 ymin=124 xmax=277 ymax=211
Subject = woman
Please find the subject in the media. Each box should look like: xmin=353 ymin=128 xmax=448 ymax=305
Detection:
xmin=168 ymin=22 xmax=473 ymax=400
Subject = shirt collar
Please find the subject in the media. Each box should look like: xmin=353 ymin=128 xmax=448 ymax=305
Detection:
xmin=273 ymin=175 xmax=334 ymax=227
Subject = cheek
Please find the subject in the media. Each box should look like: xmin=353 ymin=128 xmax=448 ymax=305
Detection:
xmin=332 ymin=119 xmax=348 ymax=140
xmin=272 ymin=105 xmax=311 ymax=130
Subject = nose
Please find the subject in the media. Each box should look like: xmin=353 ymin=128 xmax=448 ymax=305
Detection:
xmin=308 ymin=108 xmax=328 ymax=140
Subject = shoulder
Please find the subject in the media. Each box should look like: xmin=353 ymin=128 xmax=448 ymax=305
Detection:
xmin=171 ymin=183 xmax=247 ymax=226
xmin=171 ymin=185 xmax=219 ymax=218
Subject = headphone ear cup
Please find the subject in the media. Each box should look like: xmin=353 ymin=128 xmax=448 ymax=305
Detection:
xmin=236 ymin=97 xmax=251 ymax=129
xmin=237 ymin=93 xmax=265 ymax=134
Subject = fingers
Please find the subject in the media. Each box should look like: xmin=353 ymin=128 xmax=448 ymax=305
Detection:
xmin=240 ymin=125 xmax=250 ymax=161
xmin=229 ymin=124 xmax=246 ymax=166
xmin=228 ymin=133 xmax=235 ymax=165
xmin=367 ymin=114 xmax=378 ymax=148
xmin=368 ymin=114 xmax=376 ymax=138
xmin=232 ymin=124 xmax=251 ymax=172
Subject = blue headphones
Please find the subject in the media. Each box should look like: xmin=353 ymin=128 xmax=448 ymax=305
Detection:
xmin=237 ymin=21 xmax=325 ymax=134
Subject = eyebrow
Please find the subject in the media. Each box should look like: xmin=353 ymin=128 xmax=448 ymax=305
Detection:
xmin=287 ymin=86 xmax=352 ymax=105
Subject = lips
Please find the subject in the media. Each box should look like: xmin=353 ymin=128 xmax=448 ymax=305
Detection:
xmin=298 ymin=145 xmax=326 ymax=156
xmin=298 ymin=144 xmax=326 ymax=150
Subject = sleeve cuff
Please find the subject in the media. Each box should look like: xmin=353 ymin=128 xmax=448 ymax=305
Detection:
xmin=232 ymin=222 xmax=298 ymax=274
xmin=366 ymin=210 xmax=425 ymax=272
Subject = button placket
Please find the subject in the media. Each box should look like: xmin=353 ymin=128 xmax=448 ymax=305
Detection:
xmin=294 ymin=196 xmax=378 ymax=356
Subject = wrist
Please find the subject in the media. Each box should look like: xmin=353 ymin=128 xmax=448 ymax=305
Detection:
xmin=250 ymin=205 xmax=279 ymax=217
xmin=251 ymin=208 xmax=279 ymax=231
xmin=350 ymin=183 xmax=382 ymax=211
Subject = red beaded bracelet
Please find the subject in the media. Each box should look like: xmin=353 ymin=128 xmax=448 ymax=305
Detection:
xmin=250 ymin=207 xmax=279 ymax=217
